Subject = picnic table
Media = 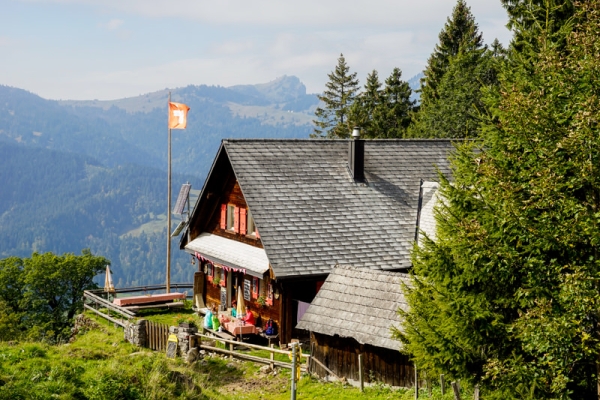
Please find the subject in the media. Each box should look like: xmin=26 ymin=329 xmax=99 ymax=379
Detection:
xmin=218 ymin=313 xmax=257 ymax=339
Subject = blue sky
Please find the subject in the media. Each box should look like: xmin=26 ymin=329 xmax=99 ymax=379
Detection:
xmin=1 ymin=0 xmax=511 ymax=100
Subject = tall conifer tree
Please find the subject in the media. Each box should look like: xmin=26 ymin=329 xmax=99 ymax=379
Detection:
xmin=347 ymin=70 xmax=383 ymax=138
xmin=502 ymin=0 xmax=574 ymax=52
xmin=312 ymin=54 xmax=359 ymax=139
xmin=418 ymin=0 xmax=483 ymax=105
xmin=380 ymin=67 xmax=415 ymax=138
xmin=407 ymin=0 xmax=493 ymax=139
xmin=398 ymin=2 xmax=600 ymax=397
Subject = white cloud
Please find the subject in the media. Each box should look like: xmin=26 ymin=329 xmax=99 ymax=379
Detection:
xmin=103 ymin=18 xmax=124 ymax=30
xmin=24 ymin=0 xmax=506 ymax=30
xmin=11 ymin=0 xmax=512 ymax=100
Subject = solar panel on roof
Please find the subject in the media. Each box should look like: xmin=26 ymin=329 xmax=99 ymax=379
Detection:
xmin=173 ymin=183 xmax=191 ymax=215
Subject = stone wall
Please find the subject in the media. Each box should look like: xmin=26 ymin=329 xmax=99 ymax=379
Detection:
xmin=124 ymin=319 xmax=147 ymax=347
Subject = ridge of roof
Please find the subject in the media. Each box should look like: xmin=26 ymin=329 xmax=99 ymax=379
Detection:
xmin=222 ymin=138 xmax=460 ymax=143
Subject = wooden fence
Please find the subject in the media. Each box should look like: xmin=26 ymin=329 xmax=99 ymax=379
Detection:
xmin=83 ymin=290 xmax=136 ymax=327
xmin=145 ymin=321 xmax=170 ymax=352
xmin=196 ymin=333 xmax=309 ymax=371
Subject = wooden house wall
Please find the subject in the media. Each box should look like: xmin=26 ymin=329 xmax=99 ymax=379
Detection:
xmin=202 ymin=266 xmax=283 ymax=331
xmin=207 ymin=180 xmax=263 ymax=248
xmin=310 ymin=332 xmax=414 ymax=388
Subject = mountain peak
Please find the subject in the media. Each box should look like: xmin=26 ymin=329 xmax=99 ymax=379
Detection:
xmin=228 ymin=75 xmax=306 ymax=104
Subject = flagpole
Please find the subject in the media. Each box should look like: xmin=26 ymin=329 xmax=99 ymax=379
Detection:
xmin=167 ymin=91 xmax=172 ymax=294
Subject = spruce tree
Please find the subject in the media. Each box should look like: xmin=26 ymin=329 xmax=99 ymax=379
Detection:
xmin=347 ymin=70 xmax=383 ymax=138
xmin=379 ymin=67 xmax=414 ymax=138
xmin=418 ymin=0 xmax=483 ymax=105
xmin=502 ymin=0 xmax=574 ymax=52
xmin=397 ymin=2 xmax=600 ymax=397
xmin=407 ymin=0 xmax=493 ymax=139
xmin=312 ymin=54 xmax=360 ymax=139
xmin=408 ymin=43 xmax=503 ymax=139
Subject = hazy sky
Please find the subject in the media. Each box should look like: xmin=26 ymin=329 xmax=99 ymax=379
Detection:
xmin=1 ymin=0 xmax=512 ymax=101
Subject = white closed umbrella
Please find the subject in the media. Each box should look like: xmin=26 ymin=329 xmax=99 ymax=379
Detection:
xmin=236 ymin=286 xmax=245 ymax=317
xmin=104 ymin=265 xmax=115 ymax=293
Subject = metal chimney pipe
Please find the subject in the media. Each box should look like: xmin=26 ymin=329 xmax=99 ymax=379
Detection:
xmin=348 ymin=127 xmax=364 ymax=181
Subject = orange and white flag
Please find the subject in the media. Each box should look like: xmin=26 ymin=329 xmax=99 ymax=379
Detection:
xmin=168 ymin=102 xmax=190 ymax=129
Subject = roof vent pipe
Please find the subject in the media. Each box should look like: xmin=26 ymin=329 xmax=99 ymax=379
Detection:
xmin=348 ymin=127 xmax=364 ymax=181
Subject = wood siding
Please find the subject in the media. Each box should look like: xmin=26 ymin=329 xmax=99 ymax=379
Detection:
xmin=208 ymin=180 xmax=263 ymax=248
xmin=203 ymin=268 xmax=283 ymax=332
xmin=310 ymin=332 xmax=414 ymax=388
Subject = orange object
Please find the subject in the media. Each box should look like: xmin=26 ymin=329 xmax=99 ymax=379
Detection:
xmin=168 ymin=102 xmax=190 ymax=129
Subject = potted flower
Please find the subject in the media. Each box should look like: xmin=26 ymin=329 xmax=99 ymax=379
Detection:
xmin=257 ymin=295 xmax=267 ymax=308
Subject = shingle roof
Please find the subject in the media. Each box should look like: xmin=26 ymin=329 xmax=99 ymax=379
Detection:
xmin=223 ymin=139 xmax=454 ymax=278
xmin=296 ymin=265 xmax=410 ymax=350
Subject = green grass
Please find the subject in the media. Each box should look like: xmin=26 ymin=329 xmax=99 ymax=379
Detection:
xmin=0 ymin=312 xmax=468 ymax=399
xmin=136 ymin=303 xmax=202 ymax=327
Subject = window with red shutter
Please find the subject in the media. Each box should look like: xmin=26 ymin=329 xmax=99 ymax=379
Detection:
xmin=220 ymin=204 xmax=227 ymax=229
xmin=240 ymin=208 xmax=247 ymax=235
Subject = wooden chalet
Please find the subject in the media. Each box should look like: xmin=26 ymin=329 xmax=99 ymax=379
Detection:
xmin=297 ymin=265 xmax=413 ymax=387
xmin=179 ymin=137 xmax=454 ymax=345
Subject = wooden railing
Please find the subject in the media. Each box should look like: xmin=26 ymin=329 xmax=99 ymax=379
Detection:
xmin=83 ymin=290 xmax=136 ymax=327
xmin=86 ymin=283 xmax=193 ymax=296
xmin=195 ymin=333 xmax=309 ymax=371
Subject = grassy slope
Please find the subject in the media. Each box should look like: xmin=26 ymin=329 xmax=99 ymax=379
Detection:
xmin=0 ymin=313 xmax=459 ymax=400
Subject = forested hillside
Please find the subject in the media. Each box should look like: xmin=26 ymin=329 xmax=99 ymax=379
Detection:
xmin=0 ymin=76 xmax=320 ymax=287
xmin=0 ymin=142 xmax=197 ymax=286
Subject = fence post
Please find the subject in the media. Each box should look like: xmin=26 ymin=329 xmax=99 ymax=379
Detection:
xmin=230 ymin=342 xmax=234 ymax=359
xmin=270 ymin=344 xmax=275 ymax=370
xmin=291 ymin=342 xmax=298 ymax=400
xmin=414 ymin=364 xmax=418 ymax=399
xmin=451 ymin=381 xmax=461 ymax=400
xmin=440 ymin=374 xmax=445 ymax=395
xmin=473 ymin=385 xmax=479 ymax=400
xmin=358 ymin=354 xmax=364 ymax=392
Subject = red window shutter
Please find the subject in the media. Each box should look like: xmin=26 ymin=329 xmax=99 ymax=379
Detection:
xmin=220 ymin=204 xmax=226 ymax=229
xmin=252 ymin=277 xmax=259 ymax=299
xmin=240 ymin=208 xmax=247 ymax=235
xmin=234 ymin=206 xmax=240 ymax=233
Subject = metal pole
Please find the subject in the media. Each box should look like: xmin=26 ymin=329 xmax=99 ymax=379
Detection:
xmin=166 ymin=92 xmax=172 ymax=294
xmin=291 ymin=342 xmax=297 ymax=400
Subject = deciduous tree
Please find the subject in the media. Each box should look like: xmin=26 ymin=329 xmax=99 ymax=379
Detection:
xmin=0 ymin=250 xmax=108 ymax=341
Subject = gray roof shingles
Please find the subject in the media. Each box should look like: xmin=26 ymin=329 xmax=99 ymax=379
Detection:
xmin=296 ymin=265 xmax=410 ymax=350
xmin=223 ymin=139 xmax=454 ymax=279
